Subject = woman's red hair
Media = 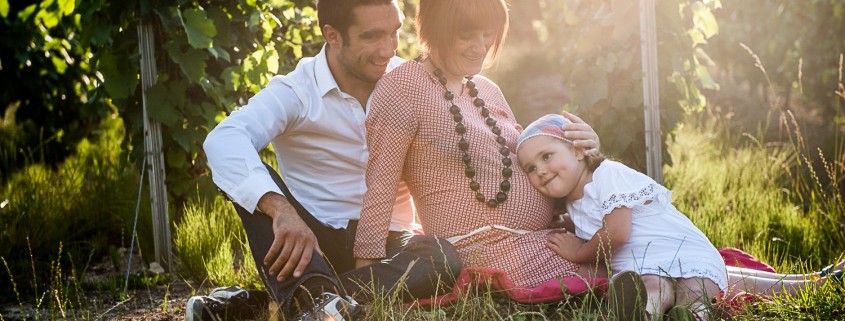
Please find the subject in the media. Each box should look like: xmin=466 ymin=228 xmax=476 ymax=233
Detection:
xmin=416 ymin=0 xmax=509 ymax=73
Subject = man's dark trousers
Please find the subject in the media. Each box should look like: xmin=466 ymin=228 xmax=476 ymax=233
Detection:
xmin=231 ymin=163 xmax=462 ymax=316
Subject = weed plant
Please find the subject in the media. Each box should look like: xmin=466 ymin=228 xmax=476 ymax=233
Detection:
xmin=0 ymin=243 xmax=90 ymax=320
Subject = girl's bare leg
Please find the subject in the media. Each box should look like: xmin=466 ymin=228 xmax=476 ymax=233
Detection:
xmin=641 ymin=275 xmax=673 ymax=319
xmin=575 ymin=261 xmax=610 ymax=279
xmin=675 ymin=277 xmax=721 ymax=321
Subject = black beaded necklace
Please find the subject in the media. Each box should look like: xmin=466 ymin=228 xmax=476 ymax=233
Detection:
xmin=433 ymin=67 xmax=512 ymax=208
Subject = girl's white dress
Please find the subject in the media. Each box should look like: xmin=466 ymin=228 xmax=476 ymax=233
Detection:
xmin=567 ymin=160 xmax=728 ymax=290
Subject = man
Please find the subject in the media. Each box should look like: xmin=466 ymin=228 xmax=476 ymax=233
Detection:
xmin=191 ymin=0 xmax=600 ymax=320
xmin=192 ymin=1 xmax=460 ymax=320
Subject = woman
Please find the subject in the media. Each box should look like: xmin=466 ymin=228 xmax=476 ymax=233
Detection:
xmin=352 ymin=0 xmax=603 ymax=288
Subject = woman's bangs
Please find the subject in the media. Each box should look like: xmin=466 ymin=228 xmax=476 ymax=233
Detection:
xmin=457 ymin=0 xmax=507 ymax=33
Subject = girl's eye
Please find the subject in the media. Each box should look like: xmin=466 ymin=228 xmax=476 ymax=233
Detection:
xmin=542 ymin=152 xmax=552 ymax=161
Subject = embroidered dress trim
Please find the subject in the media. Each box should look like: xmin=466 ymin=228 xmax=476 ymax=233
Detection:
xmin=619 ymin=258 xmax=728 ymax=290
xmin=600 ymin=183 xmax=672 ymax=216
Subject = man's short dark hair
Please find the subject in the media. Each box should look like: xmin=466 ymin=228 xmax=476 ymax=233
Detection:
xmin=317 ymin=0 xmax=395 ymax=40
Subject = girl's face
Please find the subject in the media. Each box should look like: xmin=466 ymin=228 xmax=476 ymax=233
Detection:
xmin=442 ymin=27 xmax=496 ymax=77
xmin=518 ymin=136 xmax=587 ymax=199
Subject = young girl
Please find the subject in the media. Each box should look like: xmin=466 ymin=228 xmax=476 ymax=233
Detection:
xmin=516 ymin=114 xmax=727 ymax=320
xmin=517 ymin=114 xmax=845 ymax=320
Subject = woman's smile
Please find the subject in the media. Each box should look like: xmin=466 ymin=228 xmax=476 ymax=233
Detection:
xmin=463 ymin=54 xmax=484 ymax=61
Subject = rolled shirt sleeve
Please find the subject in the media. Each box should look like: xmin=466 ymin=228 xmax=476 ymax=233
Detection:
xmin=203 ymin=79 xmax=300 ymax=213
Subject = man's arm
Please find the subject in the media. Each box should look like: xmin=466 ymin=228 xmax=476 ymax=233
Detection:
xmin=560 ymin=112 xmax=600 ymax=155
xmin=204 ymin=80 xmax=298 ymax=213
xmin=204 ymin=80 xmax=316 ymax=281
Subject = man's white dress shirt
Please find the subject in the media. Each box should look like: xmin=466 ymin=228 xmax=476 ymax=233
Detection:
xmin=204 ymin=45 xmax=413 ymax=231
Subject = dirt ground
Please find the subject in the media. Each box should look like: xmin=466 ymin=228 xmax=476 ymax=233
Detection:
xmin=0 ymin=280 xmax=192 ymax=320
xmin=0 ymin=249 xmax=205 ymax=320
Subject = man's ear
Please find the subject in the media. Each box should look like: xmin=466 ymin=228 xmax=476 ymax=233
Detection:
xmin=323 ymin=24 xmax=344 ymax=49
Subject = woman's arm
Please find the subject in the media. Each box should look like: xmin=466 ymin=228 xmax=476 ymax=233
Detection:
xmin=547 ymin=207 xmax=632 ymax=264
xmin=560 ymin=112 xmax=600 ymax=155
xmin=353 ymin=74 xmax=417 ymax=262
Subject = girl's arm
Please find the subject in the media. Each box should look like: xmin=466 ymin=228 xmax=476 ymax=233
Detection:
xmin=547 ymin=207 xmax=633 ymax=264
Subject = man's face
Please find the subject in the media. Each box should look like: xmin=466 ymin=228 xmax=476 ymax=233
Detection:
xmin=336 ymin=4 xmax=402 ymax=84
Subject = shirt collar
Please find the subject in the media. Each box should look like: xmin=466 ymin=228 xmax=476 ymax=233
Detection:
xmin=314 ymin=44 xmax=340 ymax=98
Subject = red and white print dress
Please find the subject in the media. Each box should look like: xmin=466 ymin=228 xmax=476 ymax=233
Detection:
xmin=353 ymin=61 xmax=579 ymax=287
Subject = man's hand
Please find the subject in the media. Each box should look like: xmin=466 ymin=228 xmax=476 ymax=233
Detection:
xmin=546 ymin=230 xmax=584 ymax=262
xmin=258 ymin=193 xmax=320 ymax=282
xmin=355 ymin=258 xmax=377 ymax=269
xmin=560 ymin=112 xmax=600 ymax=156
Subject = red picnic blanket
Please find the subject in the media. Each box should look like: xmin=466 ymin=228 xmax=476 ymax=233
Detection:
xmin=411 ymin=247 xmax=775 ymax=307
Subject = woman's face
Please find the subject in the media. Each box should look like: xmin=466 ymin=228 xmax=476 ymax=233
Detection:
xmin=518 ymin=136 xmax=586 ymax=199
xmin=443 ymin=28 xmax=496 ymax=77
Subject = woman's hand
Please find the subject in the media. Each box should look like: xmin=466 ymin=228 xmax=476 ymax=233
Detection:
xmin=546 ymin=231 xmax=585 ymax=261
xmin=560 ymin=112 xmax=600 ymax=156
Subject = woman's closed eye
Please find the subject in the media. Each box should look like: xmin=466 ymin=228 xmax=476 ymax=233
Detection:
xmin=459 ymin=30 xmax=495 ymax=41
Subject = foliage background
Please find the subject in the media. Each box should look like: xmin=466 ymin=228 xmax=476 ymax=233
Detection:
xmin=491 ymin=0 xmax=721 ymax=171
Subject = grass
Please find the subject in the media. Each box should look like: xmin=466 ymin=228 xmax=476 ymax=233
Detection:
xmin=666 ymin=118 xmax=826 ymax=268
xmin=174 ymin=197 xmax=262 ymax=290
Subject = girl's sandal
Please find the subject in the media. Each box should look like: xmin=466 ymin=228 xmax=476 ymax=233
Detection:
xmin=820 ymin=259 xmax=845 ymax=277
xmin=608 ymin=271 xmax=648 ymax=321
xmin=824 ymin=269 xmax=844 ymax=283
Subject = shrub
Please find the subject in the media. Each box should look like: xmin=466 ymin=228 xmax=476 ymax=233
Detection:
xmin=0 ymin=117 xmax=146 ymax=303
